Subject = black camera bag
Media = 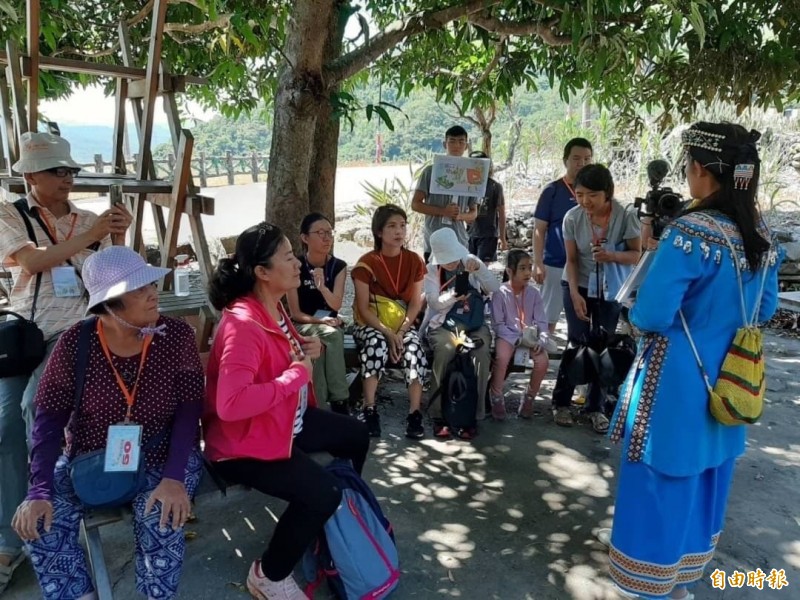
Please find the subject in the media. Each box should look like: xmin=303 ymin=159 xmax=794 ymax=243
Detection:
xmin=0 ymin=200 xmax=47 ymax=378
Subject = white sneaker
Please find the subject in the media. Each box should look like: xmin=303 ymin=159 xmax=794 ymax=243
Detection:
xmin=246 ymin=560 xmax=307 ymax=600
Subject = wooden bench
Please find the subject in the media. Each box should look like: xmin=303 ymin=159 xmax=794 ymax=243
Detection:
xmin=81 ymin=452 xmax=333 ymax=600
xmin=157 ymin=286 xmax=216 ymax=351
xmin=779 ymin=291 xmax=800 ymax=313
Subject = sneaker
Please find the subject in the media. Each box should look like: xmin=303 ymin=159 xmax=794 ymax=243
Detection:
xmin=432 ymin=419 xmax=451 ymax=438
xmin=329 ymin=400 xmax=350 ymax=416
xmin=519 ymin=389 xmax=536 ymax=419
xmin=405 ymin=410 xmax=424 ymax=439
xmin=456 ymin=427 xmax=477 ymax=440
xmin=364 ymin=405 xmax=381 ymax=437
xmin=246 ymin=560 xmax=307 ymax=600
xmin=490 ymin=393 xmax=507 ymax=421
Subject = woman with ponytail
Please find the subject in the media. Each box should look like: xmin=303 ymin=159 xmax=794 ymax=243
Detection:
xmin=204 ymin=223 xmax=369 ymax=600
xmin=603 ymin=122 xmax=783 ymax=599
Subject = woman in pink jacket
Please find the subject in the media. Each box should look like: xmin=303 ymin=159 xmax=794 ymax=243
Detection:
xmin=204 ymin=222 xmax=370 ymax=600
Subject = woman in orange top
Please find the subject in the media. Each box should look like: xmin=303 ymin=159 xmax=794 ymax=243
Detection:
xmin=352 ymin=205 xmax=428 ymax=439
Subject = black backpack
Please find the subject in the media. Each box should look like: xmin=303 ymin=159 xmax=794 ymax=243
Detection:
xmin=438 ymin=345 xmax=478 ymax=431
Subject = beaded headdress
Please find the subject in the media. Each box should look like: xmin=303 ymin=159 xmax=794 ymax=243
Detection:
xmin=681 ymin=128 xmax=725 ymax=152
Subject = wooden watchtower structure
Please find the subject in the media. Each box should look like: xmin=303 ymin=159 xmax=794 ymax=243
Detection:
xmin=0 ymin=0 xmax=216 ymax=348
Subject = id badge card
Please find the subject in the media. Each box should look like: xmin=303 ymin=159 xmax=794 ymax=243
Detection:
xmin=588 ymin=267 xmax=604 ymax=299
xmin=52 ymin=266 xmax=82 ymax=297
xmin=104 ymin=424 xmax=142 ymax=472
xmin=514 ymin=347 xmax=531 ymax=367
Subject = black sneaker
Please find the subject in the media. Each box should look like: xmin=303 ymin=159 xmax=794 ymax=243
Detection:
xmin=364 ymin=406 xmax=381 ymax=437
xmin=330 ymin=400 xmax=350 ymax=416
xmin=405 ymin=410 xmax=424 ymax=439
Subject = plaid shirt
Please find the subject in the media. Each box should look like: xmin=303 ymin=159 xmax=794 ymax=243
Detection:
xmin=0 ymin=194 xmax=110 ymax=340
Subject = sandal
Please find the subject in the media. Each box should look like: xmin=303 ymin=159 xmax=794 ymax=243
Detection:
xmin=589 ymin=411 xmax=610 ymax=434
xmin=0 ymin=551 xmax=26 ymax=594
xmin=554 ymin=407 xmax=574 ymax=427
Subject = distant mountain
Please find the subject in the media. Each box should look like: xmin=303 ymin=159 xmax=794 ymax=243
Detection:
xmin=57 ymin=123 xmax=172 ymax=165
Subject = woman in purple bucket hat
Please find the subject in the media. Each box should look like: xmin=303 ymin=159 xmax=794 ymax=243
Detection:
xmin=12 ymin=245 xmax=204 ymax=600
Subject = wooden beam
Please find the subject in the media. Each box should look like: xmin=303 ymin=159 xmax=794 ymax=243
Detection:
xmin=127 ymin=74 xmax=187 ymax=99
xmin=148 ymin=193 xmax=214 ymax=216
xmin=118 ymin=23 xmax=154 ymax=179
xmin=26 ymin=0 xmax=40 ymax=132
xmin=136 ymin=0 xmax=168 ymax=182
xmin=0 ymin=73 xmax=17 ymax=169
xmin=111 ymin=78 xmax=127 ymax=174
xmin=160 ymin=130 xmax=193 ymax=290
xmin=5 ymin=41 xmax=29 ymax=153
xmin=0 ymin=52 xmax=207 ymax=85
xmin=119 ymin=20 xmax=162 ymax=255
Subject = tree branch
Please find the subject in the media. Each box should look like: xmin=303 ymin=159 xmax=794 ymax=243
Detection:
xmin=473 ymin=37 xmax=505 ymax=88
xmin=127 ymin=0 xmax=205 ymax=28
xmin=164 ymin=14 xmax=231 ymax=35
xmin=326 ymin=0 xmax=504 ymax=84
xmin=52 ymin=44 xmax=121 ymax=58
xmin=468 ymin=13 xmax=572 ymax=46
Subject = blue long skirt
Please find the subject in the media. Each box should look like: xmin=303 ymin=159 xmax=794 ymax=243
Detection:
xmin=608 ymin=454 xmax=736 ymax=598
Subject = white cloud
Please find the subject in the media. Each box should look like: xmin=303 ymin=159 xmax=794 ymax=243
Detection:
xmin=38 ymin=85 xmax=216 ymax=126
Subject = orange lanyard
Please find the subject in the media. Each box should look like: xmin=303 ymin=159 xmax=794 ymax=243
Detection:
xmin=376 ymin=251 xmax=403 ymax=297
xmin=514 ymin=287 xmax=527 ymax=325
xmin=562 ymin=177 xmax=577 ymax=200
xmin=97 ymin=320 xmax=153 ymax=423
xmin=40 ymin=211 xmax=78 ymax=243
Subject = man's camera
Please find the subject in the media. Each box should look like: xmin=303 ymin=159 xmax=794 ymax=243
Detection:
xmin=633 ymin=159 xmax=688 ymax=238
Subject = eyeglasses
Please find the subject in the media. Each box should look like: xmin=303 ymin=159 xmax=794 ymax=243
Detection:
xmin=44 ymin=167 xmax=80 ymax=178
xmin=309 ymin=230 xmax=335 ymax=240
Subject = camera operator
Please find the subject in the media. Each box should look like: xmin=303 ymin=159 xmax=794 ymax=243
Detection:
xmin=635 ymin=159 xmax=688 ymax=251
xmin=553 ymin=165 xmax=641 ymax=433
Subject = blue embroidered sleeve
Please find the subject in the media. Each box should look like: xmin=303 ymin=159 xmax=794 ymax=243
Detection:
xmin=758 ymin=244 xmax=784 ymax=323
xmin=630 ymin=223 xmax=704 ymax=333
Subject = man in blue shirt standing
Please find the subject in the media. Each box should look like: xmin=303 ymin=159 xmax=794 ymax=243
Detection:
xmin=532 ymin=138 xmax=593 ymax=333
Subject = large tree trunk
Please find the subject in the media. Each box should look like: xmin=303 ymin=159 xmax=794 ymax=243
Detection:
xmin=307 ymin=99 xmax=340 ymax=220
xmin=266 ymin=0 xmax=336 ymax=249
xmin=307 ymin=3 xmax=349 ymax=220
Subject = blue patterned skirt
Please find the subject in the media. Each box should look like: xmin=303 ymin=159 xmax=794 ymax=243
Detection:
xmin=608 ymin=454 xmax=736 ymax=598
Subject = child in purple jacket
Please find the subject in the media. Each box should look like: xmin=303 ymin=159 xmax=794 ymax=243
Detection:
xmin=490 ymin=249 xmax=552 ymax=419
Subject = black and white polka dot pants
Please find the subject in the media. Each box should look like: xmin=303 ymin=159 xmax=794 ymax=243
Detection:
xmin=353 ymin=326 xmax=428 ymax=385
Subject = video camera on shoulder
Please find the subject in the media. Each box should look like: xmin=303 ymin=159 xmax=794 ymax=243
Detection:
xmin=633 ymin=159 xmax=688 ymax=238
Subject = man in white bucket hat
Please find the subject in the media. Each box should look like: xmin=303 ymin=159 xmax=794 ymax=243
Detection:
xmin=0 ymin=132 xmax=131 ymax=591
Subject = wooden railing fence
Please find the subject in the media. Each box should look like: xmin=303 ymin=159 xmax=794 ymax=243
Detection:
xmin=82 ymin=151 xmax=270 ymax=187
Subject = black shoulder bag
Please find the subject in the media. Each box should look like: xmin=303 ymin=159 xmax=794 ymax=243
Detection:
xmin=0 ymin=200 xmax=47 ymax=378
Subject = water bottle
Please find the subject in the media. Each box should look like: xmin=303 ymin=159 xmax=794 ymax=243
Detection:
xmin=174 ymin=254 xmax=191 ymax=297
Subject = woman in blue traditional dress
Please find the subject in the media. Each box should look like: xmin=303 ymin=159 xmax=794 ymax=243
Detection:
xmin=605 ymin=121 xmax=783 ymax=599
